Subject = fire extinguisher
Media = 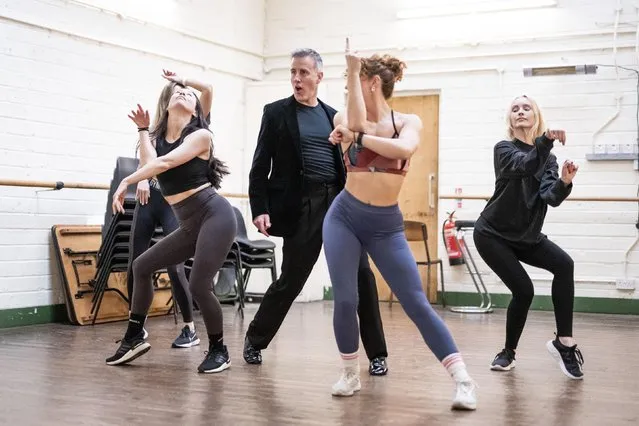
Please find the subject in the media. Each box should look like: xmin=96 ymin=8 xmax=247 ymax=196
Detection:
xmin=442 ymin=211 xmax=465 ymax=266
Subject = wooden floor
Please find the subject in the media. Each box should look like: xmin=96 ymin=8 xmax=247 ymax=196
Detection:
xmin=0 ymin=302 xmax=638 ymax=425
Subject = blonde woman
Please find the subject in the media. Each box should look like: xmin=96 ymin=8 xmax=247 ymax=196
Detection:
xmin=473 ymin=95 xmax=584 ymax=379
xmin=126 ymin=70 xmax=212 ymax=349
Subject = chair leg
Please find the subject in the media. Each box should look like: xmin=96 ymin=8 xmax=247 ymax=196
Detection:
xmin=439 ymin=261 xmax=446 ymax=308
xmin=427 ymin=264 xmax=432 ymax=304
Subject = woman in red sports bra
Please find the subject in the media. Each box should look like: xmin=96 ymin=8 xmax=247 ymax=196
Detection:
xmin=321 ymin=38 xmax=477 ymax=411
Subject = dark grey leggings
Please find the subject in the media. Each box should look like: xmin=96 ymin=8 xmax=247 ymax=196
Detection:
xmin=130 ymin=187 xmax=237 ymax=334
xmin=127 ymin=187 xmax=193 ymax=323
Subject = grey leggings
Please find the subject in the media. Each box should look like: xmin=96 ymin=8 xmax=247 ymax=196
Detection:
xmin=323 ymin=190 xmax=459 ymax=361
xmin=130 ymin=186 xmax=237 ymax=334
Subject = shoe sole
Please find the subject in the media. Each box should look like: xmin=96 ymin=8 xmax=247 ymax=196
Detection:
xmin=490 ymin=361 xmax=515 ymax=371
xmin=451 ymin=401 xmax=477 ymax=411
xmin=172 ymin=338 xmax=201 ymax=348
xmin=106 ymin=342 xmax=151 ymax=366
xmin=331 ymin=383 xmax=362 ymax=397
xmin=546 ymin=340 xmax=583 ymax=380
xmin=198 ymin=360 xmax=231 ymax=374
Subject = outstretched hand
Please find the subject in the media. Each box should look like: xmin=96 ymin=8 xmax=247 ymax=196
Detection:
xmin=128 ymin=104 xmax=150 ymax=128
xmin=345 ymin=37 xmax=361 ymax=73
xmin=329 ymin=124 xmax=355 ymax=145
xmin=561 ymin=160 xmax=578 ymax=185
xmin=162 ymin=69 xmax=184 ymax=85
xmin=545 ymin=129 xmax=566 ymax=145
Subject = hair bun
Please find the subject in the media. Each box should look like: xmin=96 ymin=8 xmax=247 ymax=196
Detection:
xmin=380 ymin=55 xmax=406 ymax=82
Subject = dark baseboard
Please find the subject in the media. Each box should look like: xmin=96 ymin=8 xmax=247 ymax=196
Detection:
xmin=0 ymin=304 xmax=68 ymax=329
xmin=323 ymin=287 xmax=639 ymax=315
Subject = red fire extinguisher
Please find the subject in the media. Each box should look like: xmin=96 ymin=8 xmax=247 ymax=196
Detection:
xmin=442 ymin=211 xmax=465 ymax=266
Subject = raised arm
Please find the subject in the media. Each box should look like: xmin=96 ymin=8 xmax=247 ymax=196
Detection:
xmin=539 ymin=158 xmax=576 ymax=207
xmin=162 ymin=69 xmax=213 ymax=118
xmin=129 ymin=104 xmax=156 ymax=166
xmin=361 ymin=114 xmax=422 ymax=160
xmin=344 ymin=38 xmax=366 ymax=132
xmin=494 ymin=135 xmax=556 ymax=178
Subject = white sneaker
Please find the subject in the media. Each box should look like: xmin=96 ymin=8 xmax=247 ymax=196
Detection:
xmin=451 ymin=380 xmax=477 ymax=410
xmin=331 ymin=369 xmax=361 ymax=397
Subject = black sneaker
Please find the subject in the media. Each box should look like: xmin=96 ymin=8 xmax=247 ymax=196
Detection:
xmin=105 ymin=332 xmax=151 ymax=366
xmin=369 ymin=357 xmax=388 ymax=376
xmin=243 ymin=336 xmax=262 ymax=364
xmin=172 ymin=326 xmax=201 ymax=348
xmin=546 ymin=338 xmax=584 ymax=380
xmin=490 ymin=348 xmax=516 ymax=371
xmin=197 ymin=345 xmax=231 ymax=373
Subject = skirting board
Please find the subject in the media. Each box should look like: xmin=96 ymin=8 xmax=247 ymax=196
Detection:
xmin=2 ymin=290 xmax=639 ymax=329
xmin=323 ymin=287 xmax=639 ymax=316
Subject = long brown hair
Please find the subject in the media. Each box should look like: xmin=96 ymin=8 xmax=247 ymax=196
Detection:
xmin=150 ymin=93 xmax=229 ymax=189
xmin=135 ymin=81 xmax=182 ymax=156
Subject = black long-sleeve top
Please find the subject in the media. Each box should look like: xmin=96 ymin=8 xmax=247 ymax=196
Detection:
xmin=475 ymin=135 xmax=572 ymax=245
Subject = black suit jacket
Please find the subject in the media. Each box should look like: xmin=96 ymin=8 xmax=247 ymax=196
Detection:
xmin=248 ymin=95 xmax=346 ymax=237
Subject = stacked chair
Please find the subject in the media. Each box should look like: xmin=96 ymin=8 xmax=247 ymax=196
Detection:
xmin=231 ymin=207 xmax=277 ymax=302
xmin=89 ymin=197 xmax=135 ymax=325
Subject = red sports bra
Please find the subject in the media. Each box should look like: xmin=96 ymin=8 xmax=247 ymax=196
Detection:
xmin=344 ymin=110 xmax=409 ymax=176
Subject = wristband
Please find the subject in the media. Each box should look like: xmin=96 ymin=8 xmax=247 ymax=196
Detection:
xmin=355 ymin=131 xmax=365 ymax=148
xmin=138 ymin=127 xmax=149 ymax=132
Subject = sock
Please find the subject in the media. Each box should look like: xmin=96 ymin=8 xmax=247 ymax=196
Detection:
xmin=185 ymin=322 xmax=195 ymax=332
xmin=442 ymin=353 xmax=472 ymax=383
xmin=124 ymin=313 xmax=146 ymax=340
xmin=340 ymin=352 xmax=359 ymax=372
xmin=208 ymin=332 xmax=224 ymax=351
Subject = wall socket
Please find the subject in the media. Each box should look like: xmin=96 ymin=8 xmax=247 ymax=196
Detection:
xmin=616 ymin=278 xmax=636 ymax=290
xmin=606 ymin=143 xmax=620 ymax=154
xmin=620 ymin=143 xmax=635 ymax=154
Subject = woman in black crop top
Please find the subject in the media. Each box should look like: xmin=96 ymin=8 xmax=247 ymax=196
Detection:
xmin=105 ymin=79 xmax=237 ymax=375
xmin=126 ymin=71 xmax=213 ymax=351
xmin=473 ymin=95 xmax=584 ymax=380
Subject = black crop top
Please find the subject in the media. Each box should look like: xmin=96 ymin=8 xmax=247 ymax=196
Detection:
xmin=154 ymin=134 xmax=210 ymax=196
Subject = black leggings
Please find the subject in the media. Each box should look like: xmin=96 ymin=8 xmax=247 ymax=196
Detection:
xmin=473 ymin=229 xmax=575 ymax=350
xmin=130 ymin=187 xmax=237 ymax=334
xmin=127 ymin=187 xmax=193 ymax=322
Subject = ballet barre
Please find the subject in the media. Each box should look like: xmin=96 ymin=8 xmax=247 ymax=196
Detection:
xmin=440 ymin=194 xmax=639 ymax=202
xmin=0 ymin=178 xmax=250 ymax=199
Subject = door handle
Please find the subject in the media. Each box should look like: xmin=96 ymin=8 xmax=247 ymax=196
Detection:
xmin=428 ymin=174 xmax=435 ymax=209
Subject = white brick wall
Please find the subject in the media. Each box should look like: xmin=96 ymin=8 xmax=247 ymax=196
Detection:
xmin=0 ymin=0 xmax=264 ymax=310
xmin=243 ymin=0 xmax=639 ymax=301
xmin=2 ymin=0 xmax=639 ymax=312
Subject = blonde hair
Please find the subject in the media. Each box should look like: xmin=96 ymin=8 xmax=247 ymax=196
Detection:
xmin=507 ymin=95 xmax=546 ymax=141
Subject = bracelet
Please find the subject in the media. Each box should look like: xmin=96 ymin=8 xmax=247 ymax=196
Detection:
xmin=138 ymin=127 xmax=149 ymax=132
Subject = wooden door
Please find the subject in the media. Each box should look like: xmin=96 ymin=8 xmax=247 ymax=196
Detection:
xmin=371 ymin=95 xmax=440 ymax=303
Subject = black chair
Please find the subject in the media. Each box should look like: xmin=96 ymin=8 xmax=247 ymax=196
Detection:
xmin=231 ymin=207 xmax=277 ymax=299
xmin=102 ymin=157 xmax=139 ymax=242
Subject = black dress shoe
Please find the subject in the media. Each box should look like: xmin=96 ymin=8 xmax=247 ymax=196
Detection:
xmin=243 ymin=336 xmax=262 ymax=364
xmin=369 ymin=356 xmax=388 ymax=376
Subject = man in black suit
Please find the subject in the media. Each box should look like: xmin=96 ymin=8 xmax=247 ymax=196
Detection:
xmin=244 ymin=48 xmax=389 ymax=375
